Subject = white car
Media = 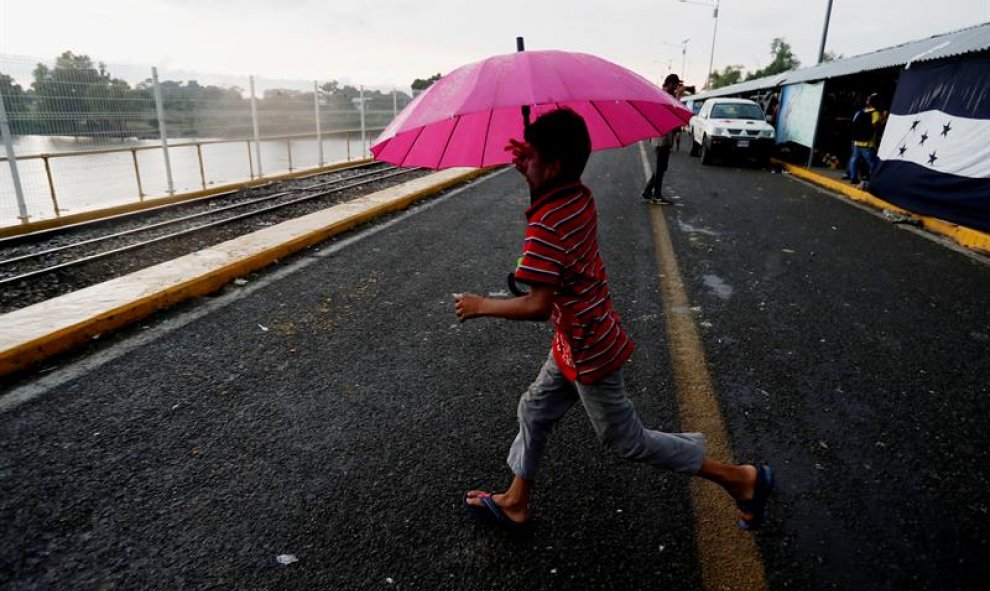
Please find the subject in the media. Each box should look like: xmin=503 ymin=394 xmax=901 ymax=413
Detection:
xmin=688 ymin=98 xmax=775 ymax=166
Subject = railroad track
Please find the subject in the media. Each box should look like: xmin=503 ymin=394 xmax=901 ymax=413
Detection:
xmin=0 ymin=162 xmax=428 ymax=313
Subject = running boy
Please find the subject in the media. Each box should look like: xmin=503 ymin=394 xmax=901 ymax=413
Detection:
xmin=454 ymin=108 xmax=773 ymax=531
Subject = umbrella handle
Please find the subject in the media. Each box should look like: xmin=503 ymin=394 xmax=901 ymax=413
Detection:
xmin=507 ymin=273 xmax=530 ymax=297
xmin=516 ymin=37 xmax=531 ymax=130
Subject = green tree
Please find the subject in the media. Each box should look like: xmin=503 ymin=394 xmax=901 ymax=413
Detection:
xmin=709 ymin=65 xmax=745 ymax=89
xmin=746 ymin=38 xmax=801 ymax=81
xmin=31 ymin=51 xmax=109 ymax=135
xmin=0 ymin=73 xmax=29 ymax=133
xmin=259 ymin=88 xmax=314 ymax=135
xmin=148 ymin=79 xmax=250 ymax=138
xmin=84 ymin=76 xmax=137 ymax=136
xmin=411 ymin=73 xmax=441 ymax=93
xmin=316 ymin=80 xmax=412 ymax=128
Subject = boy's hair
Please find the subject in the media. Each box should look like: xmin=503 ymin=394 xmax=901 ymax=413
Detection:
xmin=524 ymin=108 xmax=592 ymax=182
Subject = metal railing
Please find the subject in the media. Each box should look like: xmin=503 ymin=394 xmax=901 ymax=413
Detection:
xmin=0 ymin=128 xmax=384 ymax=219
xmin=0 ymin=53 xmax=411 ymax=226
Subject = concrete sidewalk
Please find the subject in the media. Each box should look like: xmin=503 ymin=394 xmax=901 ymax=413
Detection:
xmin=0 ymin=168 xmax=487 ymax=380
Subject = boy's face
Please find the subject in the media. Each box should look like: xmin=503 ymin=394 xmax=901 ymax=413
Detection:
xmin=512 ymin=142 xmax=562 ymax=194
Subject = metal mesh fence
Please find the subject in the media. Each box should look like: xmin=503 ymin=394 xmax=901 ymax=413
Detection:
xmin=0 ymin=52 xmax=412 ymax=227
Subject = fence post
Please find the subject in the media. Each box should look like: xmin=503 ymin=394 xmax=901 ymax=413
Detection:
xmin=0 ymin=85 xmax=29 ymax=223
xmin=131 ymin=148 xmax=145 ymax=199
xmin=196 ymin=143 xmax=207 ymax=189
xmin=314 ymin=81 xmax=324 ymax=167
xmin=359 ymin=85 xmax=367 ymax=159
xmin=286 ymin=138 xmax=293 ymax=172
xmin=249 ymin=76 xmax=264 ymax=177
xmin=42 ymin=156 xmax=59 ymax=216
xmin=246 ymin=140 xmax=254 ymax=179
xmin=151 ymin=67 xmax=175 ymax=196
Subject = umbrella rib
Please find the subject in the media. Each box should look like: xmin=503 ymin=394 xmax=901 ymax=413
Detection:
xmin=400 ymin=126 xmax=427 ymax=168
xmin=436 ymin=116 xmax=461 ymax=168
xmin=480 ymin=109 xmax=494 ymax=166
xmin=589 ymin=100 xmax=623 ymax=146
xmin=626 ymin=100 xmax=664 ymax=137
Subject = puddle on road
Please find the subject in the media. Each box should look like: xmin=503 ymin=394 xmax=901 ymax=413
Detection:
xmin=702 ymin=274 xmax=734 ymax=300
xmin=676 ymin=218 xmax=721 ymax=236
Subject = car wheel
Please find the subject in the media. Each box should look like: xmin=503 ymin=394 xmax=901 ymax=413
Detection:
xmin=700 ymin=136 xmax=713 ymax=165
xmin=689 ymin=138 xmax=700 ymax=157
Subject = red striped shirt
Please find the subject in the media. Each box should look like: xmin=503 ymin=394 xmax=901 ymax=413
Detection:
xmin=515 ymin=182 xmax=634 ymax=384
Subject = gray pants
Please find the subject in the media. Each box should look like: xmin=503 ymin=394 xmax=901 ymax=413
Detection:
xmin=506 ymin=353 xmax=706 ymax=480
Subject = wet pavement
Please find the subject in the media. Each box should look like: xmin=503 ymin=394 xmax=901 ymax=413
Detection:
xmin=1 ymin=145 xmax=988 ymax=590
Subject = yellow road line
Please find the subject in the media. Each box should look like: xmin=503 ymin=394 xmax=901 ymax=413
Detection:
xmin=639 ymin=144 xmax=768 ymax=591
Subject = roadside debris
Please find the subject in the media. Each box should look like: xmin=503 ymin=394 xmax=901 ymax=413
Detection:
xmin=882 ymin=209 xmax=922 ymax=226
xmin=276 ymin=554 xmax=298 ymax=565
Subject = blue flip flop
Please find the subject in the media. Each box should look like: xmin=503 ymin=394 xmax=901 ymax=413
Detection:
xmin=736 ymin=464 xmax=775 ymax=531
xmin=462 ymin=492 xmax=530 ymax=532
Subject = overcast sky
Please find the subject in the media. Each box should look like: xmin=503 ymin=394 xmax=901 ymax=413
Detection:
xmin=1 ymin=0 xmax=988 ymax=92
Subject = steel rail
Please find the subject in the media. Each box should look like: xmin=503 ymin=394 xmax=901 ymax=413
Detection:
xmin=0 ymin=161 xmax=390 ymax=248
xmin=0 ymin=165 xmax=398 ymax=268
xmin=0 ymin=168 xmax=415 ymax=287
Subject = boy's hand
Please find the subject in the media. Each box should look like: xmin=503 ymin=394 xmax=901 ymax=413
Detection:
xmin=454 ymin=292 xmax=483 ymax=322
xmin=505 ymin=138 xmax=534 ymax=172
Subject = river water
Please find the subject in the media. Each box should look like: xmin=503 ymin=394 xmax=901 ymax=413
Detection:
xmin=0 ymin=133 xmax=377 ymax=227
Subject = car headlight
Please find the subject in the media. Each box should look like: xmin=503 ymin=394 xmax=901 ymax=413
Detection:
xmin=759 ymin=128 xmax=775 ymax=138
xmin=711 ymin=127 xmax=728 ymax=137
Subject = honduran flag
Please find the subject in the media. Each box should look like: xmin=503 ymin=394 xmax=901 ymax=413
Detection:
xmin=870 ymin=57 xmax=990 ymax=232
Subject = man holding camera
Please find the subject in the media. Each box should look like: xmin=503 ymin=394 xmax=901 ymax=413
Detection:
xmin=641 ymin=73 xmax=685 ymax=205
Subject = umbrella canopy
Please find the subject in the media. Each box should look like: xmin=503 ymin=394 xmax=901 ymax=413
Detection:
xmin=371 ymin=49 xmax=692 ymax=169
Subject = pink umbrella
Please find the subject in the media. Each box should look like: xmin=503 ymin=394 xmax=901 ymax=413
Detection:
xmin=371 ymin=48 xmax=692 ymax=169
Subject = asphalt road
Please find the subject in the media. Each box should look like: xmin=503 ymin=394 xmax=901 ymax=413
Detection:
xmin=2 ymin=145 xmax=988 ymax=590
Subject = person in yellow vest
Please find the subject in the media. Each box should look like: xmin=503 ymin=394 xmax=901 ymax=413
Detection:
xmin=843 ymin=93 xmax=883 ymax=184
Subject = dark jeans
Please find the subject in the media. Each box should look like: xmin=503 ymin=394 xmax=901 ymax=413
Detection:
xmin=643 ymin=145 xmax=671 ymax=197
xmin=847 ymin=145 xmax=878 ymax=182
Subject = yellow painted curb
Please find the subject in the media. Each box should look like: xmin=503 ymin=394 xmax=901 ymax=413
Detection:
xmin=0 ymin=159 xmax=375 ymax=239
xmin=775 ymin=160 xmax=990 ymax=255
xmin=0 ymin=167 xmax=488 ymax=379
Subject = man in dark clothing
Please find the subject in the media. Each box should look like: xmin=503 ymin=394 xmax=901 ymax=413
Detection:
xmin=641 ymin=74 xmax=684 ymax=205
xmin=843 ymin=93 xmax=883 ymax=184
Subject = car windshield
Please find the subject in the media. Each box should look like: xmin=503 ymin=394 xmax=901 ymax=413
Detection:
xmin=710 ymin=103 xmax=764 ymax=120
